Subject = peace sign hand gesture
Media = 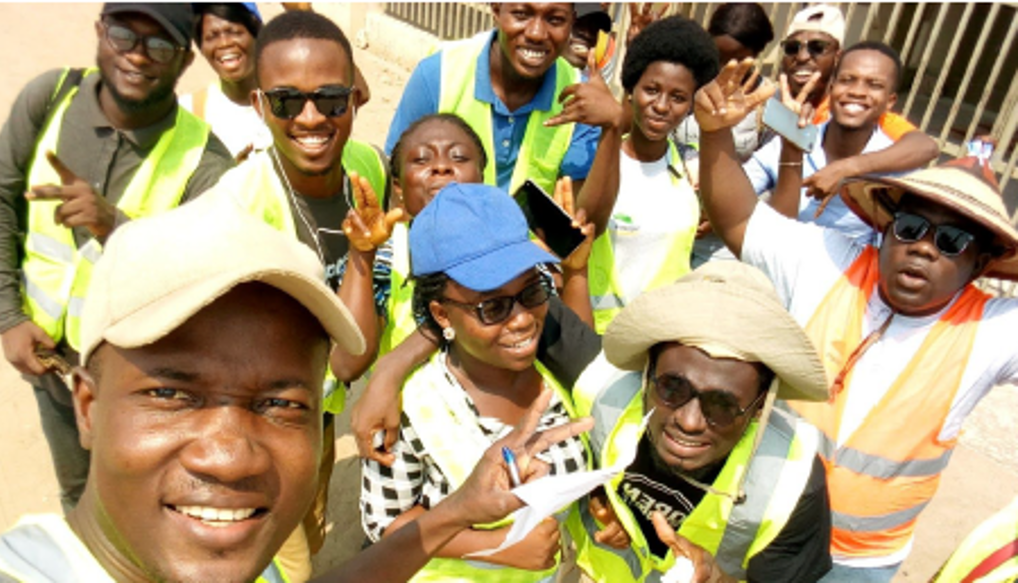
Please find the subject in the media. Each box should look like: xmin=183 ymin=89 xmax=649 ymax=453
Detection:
xmin=342 ymin=171 xmax=405 ymax=253
xmin=546 ymin=51 xmax=624 ymax=131
xmin=694 ymin=59 xmax=775 ymax=133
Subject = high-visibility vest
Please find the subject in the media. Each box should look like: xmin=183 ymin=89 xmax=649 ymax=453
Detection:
xmin=587 ymin=142 xmax=699 ymax=333
xmin=400 ymin=353 xmax=582 ymax=582
xmin=22 ymin=68 xmax=210 ymax=351
xmin=566 ymin=353 xmax=818 ymax=582
xmin=790 ymin=246 xmax=989 ymax=560
xmin=936 ymin=496 xmax=1018 ymax=583
xmin=202 ymin=144 xmax=387 ymax=414
xmin=0 ymin=514 xmax=291 ymax=583
xmin=437 ymin=33 xmax=578 ymax=194
xmin=378 ymin=222 xmax=417 ymax=356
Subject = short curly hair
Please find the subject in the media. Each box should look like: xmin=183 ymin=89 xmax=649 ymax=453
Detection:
xmin=707 ymin=3 xmax=774 ymax=55
xmin=411 ymin=272 xmax=451 ymax=347
xmin=255 ymin=11 xmax=353 ymax=85
xmin=622 ymin=15 xmax=720 ymax=93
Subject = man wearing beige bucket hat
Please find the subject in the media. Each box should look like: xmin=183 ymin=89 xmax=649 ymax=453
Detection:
xmin=0 ymin=203 xmax=593 ymax=582
xmin=694 ymin=60 xmax=1018 ymax=581
xmin=565 ymin=261 xmax=833 ymax=583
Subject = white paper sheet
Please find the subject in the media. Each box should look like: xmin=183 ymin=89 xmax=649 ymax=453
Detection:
xmin=466 ymin=411 xmax=652 ymax=557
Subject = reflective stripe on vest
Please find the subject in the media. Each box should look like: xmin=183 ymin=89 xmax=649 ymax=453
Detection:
xmin=22 ymin=68 xmax=210 ymax=349
xmin=587 ymin=142 xmax=698 ymax=333
xmin=401 ymin=353 xmax=578 ymax=582
xmin=936 ymin=496 xmax=1018 ymax=583
xmin=568 ymin=354 xmax=817 ymax=582
xmin=437 ymin=33 xmax=577 ymax=194
xmin=379 ymin=223 xmax=416 ymax=356
xmin=257 ymin=559 xmax=292 ymax=583
xmin=790 ymin=246 xmax=988 ymax=560
xmin=203 ymin=143 xmax=388 ymax=415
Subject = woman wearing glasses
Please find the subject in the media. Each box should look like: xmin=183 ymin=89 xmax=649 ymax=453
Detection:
xmin=359 ymin=183 xmax=590 ymax=582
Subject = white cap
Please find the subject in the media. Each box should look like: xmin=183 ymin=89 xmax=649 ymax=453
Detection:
xmin=787 ymin=4 xmax=845 ymax=46
xmin=79 ymin=198 xmax=365 ymax=365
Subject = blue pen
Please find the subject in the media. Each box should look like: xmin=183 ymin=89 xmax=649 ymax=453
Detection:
xmin=502 ymin=446 xmax=522 ymax=487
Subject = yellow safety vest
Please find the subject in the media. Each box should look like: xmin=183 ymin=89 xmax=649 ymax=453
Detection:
xmin=935 ymin=496 xmax=1018 ymax=583
xmin=400 ymin=353 xmax=582 ymax=582
xmin=22 ymin=68 xmax=210 ymax=350
xmin=0 ymin=514 xmax=291 ymax=583
xmin=378 ymin=222 xmax=417 ymax=356
xmin=200 ymin=143 xmax=387 ymax=414
xmin=437 ymin=33 xmax=578 ymax=194
xmin=587 ymin=142 xmax=699 ymax=333
xmin=566 ymin=354 xmax=818 ymax=582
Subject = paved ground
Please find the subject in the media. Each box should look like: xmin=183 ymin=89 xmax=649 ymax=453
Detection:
xmin=1 ymin=4 xmax=1017 ymax=582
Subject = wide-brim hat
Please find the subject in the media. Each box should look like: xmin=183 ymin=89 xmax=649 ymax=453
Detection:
xmin=842 ymin=156 xmax=1018 ymax=281
xmin=603 ymin=262 xmax=829 ymax=402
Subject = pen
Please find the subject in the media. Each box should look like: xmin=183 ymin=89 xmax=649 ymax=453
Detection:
xmin=501 ymin=446 xmax=522 ymax=487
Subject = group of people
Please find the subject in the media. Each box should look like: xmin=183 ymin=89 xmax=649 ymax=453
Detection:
xmin=0 ymin=2 xmax=1014 ymax=583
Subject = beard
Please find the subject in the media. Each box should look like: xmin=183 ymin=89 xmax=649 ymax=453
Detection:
xmin=100 ymin=69 xmax=177 ymax=113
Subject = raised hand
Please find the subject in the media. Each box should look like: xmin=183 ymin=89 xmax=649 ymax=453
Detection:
xmin=552 ymin=176 xmax=594 ymax=271
xmin=652 ymin=512 xmax=736 ymax=583
xmin=779 ymin=71 xmax=820 ymax=119
xmin=439 ymin=387 xmax=593 ymax=529
xmin=694 ymin=59 xmax=774 ymax=133
xmin=342 ymin=170 xmax=405 ymax=252
xmin=627 ymin=3 xmax=667 ymax=46
xmin=546 ymin=51 xmax=624 ymax=131
xmin=27 ymin=151 xmax=120 ymax=242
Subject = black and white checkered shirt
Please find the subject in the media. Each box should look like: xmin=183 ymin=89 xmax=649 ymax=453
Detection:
xmin=360 ymin=357 xmax=588 ymax=541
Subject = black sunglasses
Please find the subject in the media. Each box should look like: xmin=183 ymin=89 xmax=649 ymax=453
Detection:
xmin=261 ymin=86 xmax=353 ymax=120
xmin=892 ymin=212 xmax=976 ymax=257
xmin=102 ymin=22 xmax=182 ymax=64
xmin=651 ymin=373 xmax=766 ymax=428
xmin=782 ymin=39 xmax=834 ymax=58
xmin=442 ymin=280 xmax=552 ymax=325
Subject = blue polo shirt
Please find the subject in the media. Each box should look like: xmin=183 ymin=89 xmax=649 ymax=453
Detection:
xmin=384 ymin=31 xmax=601 ymax=191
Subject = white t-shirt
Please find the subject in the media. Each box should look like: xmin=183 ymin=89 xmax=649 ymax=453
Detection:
xmin=602 ymin=149 xmax=700 ymax=303
xmin=180 ymin=83 xmax=272 ymax=158
xmin=743 ymin=203 xmax=1018 ymax=566
xmin=743 ymin=122 xmax=895 ymax=243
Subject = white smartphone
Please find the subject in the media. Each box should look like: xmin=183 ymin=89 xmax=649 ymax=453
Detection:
xmin=762 ymin=97 xmax=818 ymax=152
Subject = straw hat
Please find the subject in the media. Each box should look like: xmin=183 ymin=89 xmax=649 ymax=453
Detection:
xmin=841 ymin=157 xmax=1018 ymax=281
xmin=603 ymin=261 xmax=828 ymax=402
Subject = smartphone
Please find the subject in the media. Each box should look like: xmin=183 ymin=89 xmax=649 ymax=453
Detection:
xmin=762 ymin=97 xmax=818 ymax=152
xmin=513 ymin=180 xmax=586 ymax=260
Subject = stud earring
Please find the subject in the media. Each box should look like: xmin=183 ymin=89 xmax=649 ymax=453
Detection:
xmin=442 ymin=327 xmax=456 ymax=341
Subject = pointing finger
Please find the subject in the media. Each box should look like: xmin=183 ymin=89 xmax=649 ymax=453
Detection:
xmin=46 ymin=151 xmax=79 ymax=185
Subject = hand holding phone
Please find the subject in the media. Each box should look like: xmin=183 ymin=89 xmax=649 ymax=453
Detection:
xmin=513 ymin=179 xmax=588 ymax=260
xmin=762 ymin=97 xmax=818 ymax=152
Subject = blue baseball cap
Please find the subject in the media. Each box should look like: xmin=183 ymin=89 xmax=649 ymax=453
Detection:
xmin=410 ymin=182 xmax=558 ymax=291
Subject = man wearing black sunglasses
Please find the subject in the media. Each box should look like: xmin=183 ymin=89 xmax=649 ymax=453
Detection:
xmin=566 ymin=261 xmax=833 ymax=583
xmin=697 ymin=61 xmax=1018 ymax=581
xmin=0 ymin=2 xmax=232 ymax=515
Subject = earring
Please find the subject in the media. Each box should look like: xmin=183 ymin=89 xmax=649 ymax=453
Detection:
xmin=442 ymin=327 xmax=455 ymax=342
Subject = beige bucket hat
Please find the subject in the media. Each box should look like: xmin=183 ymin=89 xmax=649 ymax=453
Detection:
xmin=842 ymin=157 xmax=1018 ymax=281
xmin=603 ymin=261 xmax=828 ymax=403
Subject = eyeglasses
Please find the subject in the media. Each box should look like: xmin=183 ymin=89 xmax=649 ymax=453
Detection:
xmin=261 ymin=86 xmax=353 ymax=120
xmin=650 ymin=373 xmax=766 ymax=428
xmin=892 ymin=212 xmax=976 ymax=256
xmin=782 ymin=39 xmax=834 ymax=58
xmin=102 ymin=22 xmax=182 ymax=64
xmin=441 ymin=280 xmax=552 ymax=325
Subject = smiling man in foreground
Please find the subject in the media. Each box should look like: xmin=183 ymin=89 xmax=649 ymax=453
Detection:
xmin=0 ymin=202 xmax=591 ymax=583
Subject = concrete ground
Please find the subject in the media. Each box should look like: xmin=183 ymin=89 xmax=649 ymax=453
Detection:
xmin=1 ymin=4 xmax=1017 ymax=582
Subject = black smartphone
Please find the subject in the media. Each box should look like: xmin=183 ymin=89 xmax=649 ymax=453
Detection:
xmin=512 ymin=179 xmax=586 ymax=260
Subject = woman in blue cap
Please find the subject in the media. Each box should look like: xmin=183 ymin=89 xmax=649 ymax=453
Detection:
xmin=359 ymin=182 xmax=589 ymax=582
